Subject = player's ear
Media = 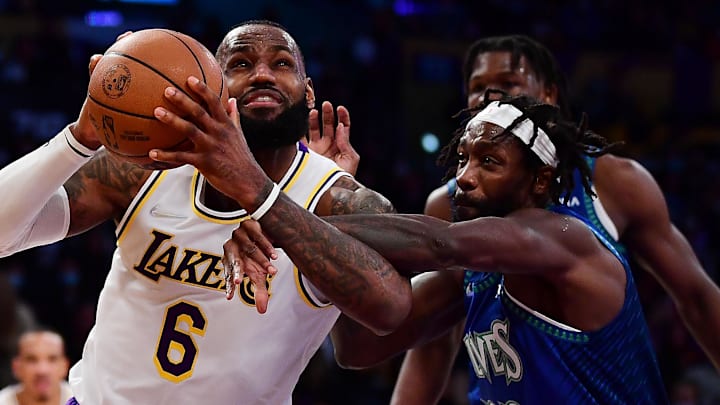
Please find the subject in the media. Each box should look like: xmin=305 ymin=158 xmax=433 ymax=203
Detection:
xmin=305 ymin=78 xmax=315 ymax=109
xmin=543 ymin=83 xmax=558 ymax=105
xmin=533 ymin=166 xmax=554 ymax=195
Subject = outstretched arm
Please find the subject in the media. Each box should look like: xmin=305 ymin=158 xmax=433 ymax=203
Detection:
xmin=324 ymin=211 xmax=576 ymax=276
xmin=150 ymin=78 xmax=410 ymax=335
xmin=598 ymin=156 xmax=720 ymax=370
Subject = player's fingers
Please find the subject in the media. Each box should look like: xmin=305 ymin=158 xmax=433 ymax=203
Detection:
xmin=308 ymin=108 xmax=321 ymax=143
xmin=222 ymin=240 xmax=242 ymax=300
xmin=151 ymin=107 xmax=202 ymax=165
xmin=116 ymin=31 xmax=133 ymax=42
xmin=335 ymin=123 xmax=353 ymax=152
xmin=227 ymin=98 xmax=240 ymax=128
xmin=158 ymin=86 xmax=215 ymax=142
xmin=88 ymin=54 xmax=103 ymax=77
xmin=185 ymin=76 xmax=228 ymax=122
xmin=337 ymin=105 xmax=351 ymax=128
xmin=233 ymin=260 xmax=245 ymax=288
xmin=245 ymin=262 xmax=270 ymax=314
xmin=321 ymin=101 xmax=335 ymax=139
xmin=148 ymin=148 xmax=195 ymax=166
xmin=243 ymin=220 xmax=278 ymax=260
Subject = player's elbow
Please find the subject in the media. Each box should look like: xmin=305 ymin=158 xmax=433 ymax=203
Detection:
xmin=333 ymin=343 xmax=387 ymax=370
xmin=370 ymin=285 xmax=412 ymax=336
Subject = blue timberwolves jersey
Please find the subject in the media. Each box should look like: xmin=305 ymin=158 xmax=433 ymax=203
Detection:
xmin=462 ymin=206 xmax=668 ymax=404
xmin=559 ymin=157 xmax=627 ymax=257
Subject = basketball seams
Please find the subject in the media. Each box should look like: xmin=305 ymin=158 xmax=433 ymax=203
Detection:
xmin=158 ymin=29 xmax=207 ymax=84
xmin=87 ymin=94 xmax=156 ymax=120
xmin=104 ymin=51 xmax=195 ymax=101
xmin=159 ymin=29 xmax=226 ymax=104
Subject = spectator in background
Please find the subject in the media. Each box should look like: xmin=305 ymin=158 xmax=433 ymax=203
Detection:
xmin=0 ymin=330 xmax=71 ymax=405
xmin=0 ymin=273 xmax=37 ymax=388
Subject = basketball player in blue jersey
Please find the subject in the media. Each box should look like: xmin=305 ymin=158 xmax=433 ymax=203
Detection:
xmin=0 ymin=20 xmax=411 ymax=404
xmin=381 ymin=35 xmax=720 ymax=404
xmin=227 ymin=92 xmax=670 ymax=404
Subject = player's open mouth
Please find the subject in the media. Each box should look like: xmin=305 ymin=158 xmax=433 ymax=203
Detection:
xmin=242 ymin=90 xmax=283 ymax=108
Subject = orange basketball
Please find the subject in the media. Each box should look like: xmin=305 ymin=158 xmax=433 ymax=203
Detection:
xmin=87 ymin=28 xmax=228 ymax=169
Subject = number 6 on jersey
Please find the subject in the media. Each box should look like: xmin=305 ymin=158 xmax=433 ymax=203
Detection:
xmin=154 ymin=301 xmax=208 ymax=382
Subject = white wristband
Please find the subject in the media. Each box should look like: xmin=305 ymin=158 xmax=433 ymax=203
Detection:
xmin=250 ymin=183 xmax=281 ymax=220
xmin=63 ymin=125 xmax=100 ymax=158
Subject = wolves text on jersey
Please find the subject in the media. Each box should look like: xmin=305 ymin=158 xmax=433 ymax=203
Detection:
xmin=464 ymin=318 xmax=523 ymax=385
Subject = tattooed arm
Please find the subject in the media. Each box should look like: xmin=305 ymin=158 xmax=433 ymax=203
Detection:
xmin=221 ymin=177 xmax=411 ymax=335
xmin=65 ymin=150 xmax=151 ymax=235
xmin=258 ymin=177 xmax=411 ymax=335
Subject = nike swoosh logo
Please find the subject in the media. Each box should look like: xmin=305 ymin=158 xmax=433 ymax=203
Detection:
xmin=149 ymin=205 xmax=186 ymax=219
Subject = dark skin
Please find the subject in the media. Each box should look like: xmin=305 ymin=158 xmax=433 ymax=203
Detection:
xmin=394 ymin=49 xmax=720 ymax=404
xmin=227 ymin=121 xmax=627 ymax=367
xmin=64 ymin=24 xmax=410 ymax=333
xmin=147 ymin=24 xmax=410 ymax=334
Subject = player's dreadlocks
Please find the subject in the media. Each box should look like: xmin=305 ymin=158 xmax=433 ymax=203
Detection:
xmin=439 ymin=90 xmax=620 ymax=205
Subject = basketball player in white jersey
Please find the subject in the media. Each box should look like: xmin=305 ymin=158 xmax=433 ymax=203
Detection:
xmin=0 ymin=20 xmax=411 ymax=404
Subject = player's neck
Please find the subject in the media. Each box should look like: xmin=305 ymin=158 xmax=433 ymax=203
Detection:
xmin=250 ymin=143 xmax=298 ymax=183
xmin=201 ymin=143 xmax=298 ymax=211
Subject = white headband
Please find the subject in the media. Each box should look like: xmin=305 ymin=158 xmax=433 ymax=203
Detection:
xmin=467 ymin=101 xmax=558 ymax=167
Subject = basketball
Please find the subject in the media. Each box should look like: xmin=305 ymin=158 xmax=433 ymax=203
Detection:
xmin=86 ymin=28 xmax=228 ymax=169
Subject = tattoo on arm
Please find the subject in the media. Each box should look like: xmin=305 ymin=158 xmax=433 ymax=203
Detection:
xmin=329 ymin=176 xmax=396 ymax=215
xmin=63 ymin=151 xmax=148 ymax=233
xmin=259 ymin=184 xmax=408 ymax=329
xmin=65 ymin=151 xmax=147 ymax=201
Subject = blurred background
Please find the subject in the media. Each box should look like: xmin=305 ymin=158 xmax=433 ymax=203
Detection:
xmin=0 ymin=0 xmax=719 ymax=404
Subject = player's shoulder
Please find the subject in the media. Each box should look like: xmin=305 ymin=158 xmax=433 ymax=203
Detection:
xmin=595 ymin=154 xmax=655 ymax=185
xmin=508 ymin=208 xmax=599 ymax=251
xmin=594 ymin=154 xmax=663 ymax=206
xmin=315 ymin=175 xmax=395 ymax=216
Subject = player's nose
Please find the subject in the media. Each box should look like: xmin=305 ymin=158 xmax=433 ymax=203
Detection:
xmin=250 ymin=62 xmax=276 ymax=84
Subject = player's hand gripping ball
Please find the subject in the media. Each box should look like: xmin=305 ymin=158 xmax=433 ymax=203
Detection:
xmin=87 ymin=28 xmax=229 ymax=169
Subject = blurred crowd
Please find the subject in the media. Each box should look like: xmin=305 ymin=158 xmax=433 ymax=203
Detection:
xmin=0 ymin=1 xmax=719 ymax=404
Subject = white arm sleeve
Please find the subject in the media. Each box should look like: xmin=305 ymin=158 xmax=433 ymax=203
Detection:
xmin=0 ymin=125 xmax=98 ymax=257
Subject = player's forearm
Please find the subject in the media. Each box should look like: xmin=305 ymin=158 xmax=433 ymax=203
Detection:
xmin=675 ymin=283 xmax=720 ymax=371
xmin=324 ymin=213 xmax=457 ymax=275
xmin=630 ymin=225 xmax=720 ymax=371
xmin=0 ymin=124 xmax=95 ymax=254
xmin=259 ymin=193 xmax=411 ymax=335
xmin=391 ymin=331 xmax=462 ymax=405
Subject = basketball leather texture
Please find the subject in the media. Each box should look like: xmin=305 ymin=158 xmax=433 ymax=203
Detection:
xmin=87 ymin=28 xmax=228 ymax=168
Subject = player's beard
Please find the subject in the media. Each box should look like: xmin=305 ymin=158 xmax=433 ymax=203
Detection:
xmin=240 ymin=98 xmax=310 ymax=150
xmin=454 ymin=195 xmax=518 ymax=220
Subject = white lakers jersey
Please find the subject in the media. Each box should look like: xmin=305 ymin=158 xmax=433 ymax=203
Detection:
xmin=69 ymin=143 xmax=347 ymax=404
